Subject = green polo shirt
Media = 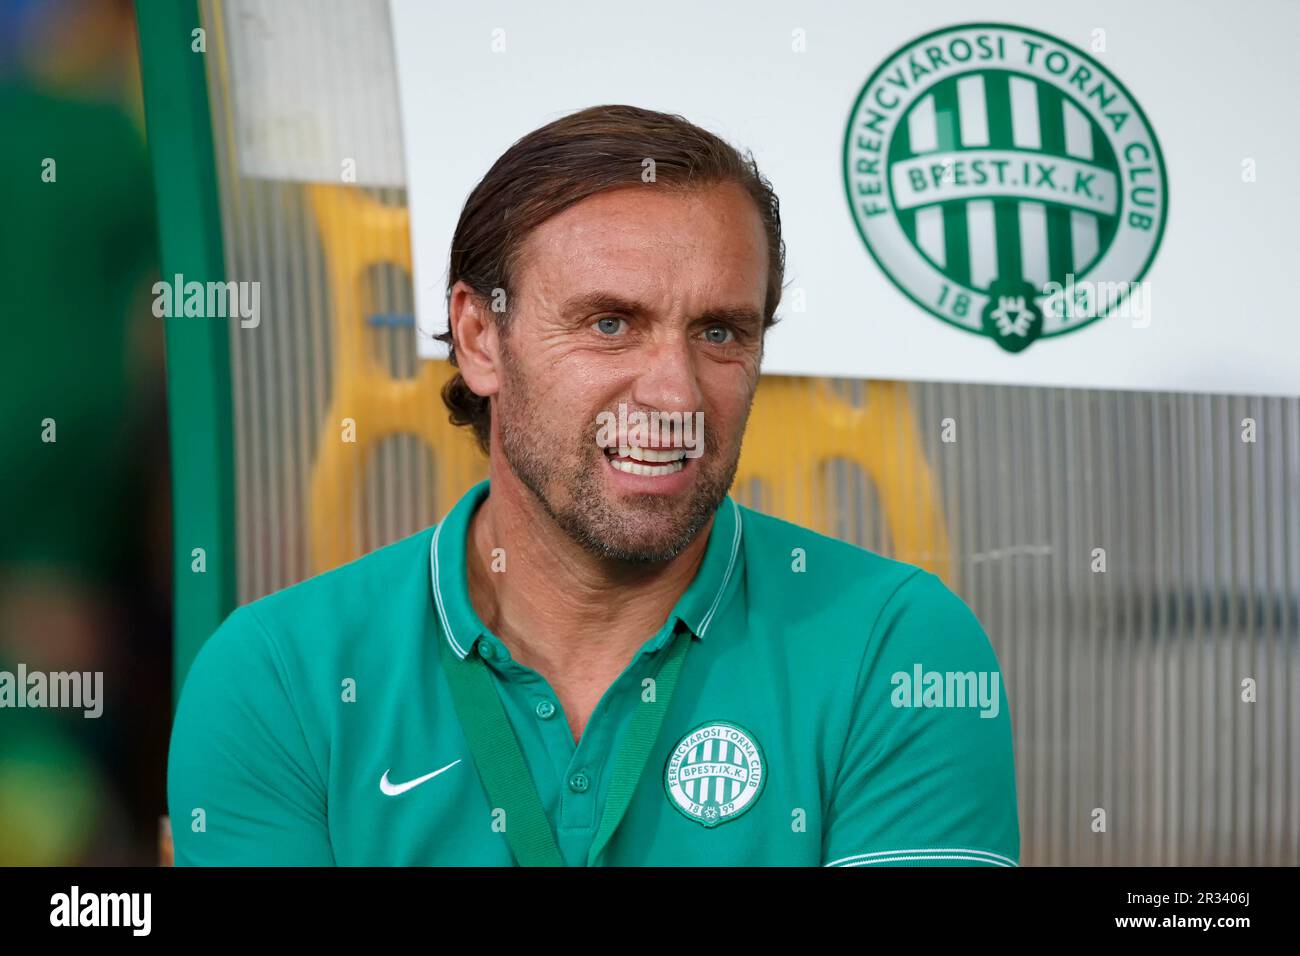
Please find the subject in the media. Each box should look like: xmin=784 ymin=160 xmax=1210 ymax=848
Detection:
xmin=169 ymin=479 xmax=1019 ymax=866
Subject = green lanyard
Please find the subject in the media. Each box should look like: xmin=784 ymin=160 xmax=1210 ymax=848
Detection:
xmin=438 ymin=623 xmax=692 ymax=867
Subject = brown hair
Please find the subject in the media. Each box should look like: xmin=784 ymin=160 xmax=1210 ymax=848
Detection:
xmin=435 ymin=104 xmax=786 ymax=454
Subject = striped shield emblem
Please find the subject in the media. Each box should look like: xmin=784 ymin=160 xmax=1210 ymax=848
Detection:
xmin=664 ymin=721 xmax=767 ymax=828
xmin=844 ymin=23 xmax=1167 ymax=352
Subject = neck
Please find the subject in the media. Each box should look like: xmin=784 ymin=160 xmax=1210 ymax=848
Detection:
xmin=465 ymin=463 xmax=712 ymax=680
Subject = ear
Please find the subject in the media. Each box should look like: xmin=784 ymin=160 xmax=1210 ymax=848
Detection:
xmin=447 ymin=280 xmax=502 ymax=398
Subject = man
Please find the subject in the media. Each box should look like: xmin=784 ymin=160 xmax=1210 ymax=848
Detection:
xmin=169 ymin=104 xmax=1020 ymax=866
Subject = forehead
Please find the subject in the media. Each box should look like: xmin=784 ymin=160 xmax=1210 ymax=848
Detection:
xmin=511 ymin=182 xmax=769 ymax=310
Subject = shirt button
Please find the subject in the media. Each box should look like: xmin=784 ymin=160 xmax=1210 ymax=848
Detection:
xmin=568 ymin=772 xmax=589 ymax=793
xmin=477 ymin=642 xmax=494 ymax=660
xmin=535 ymin=699 xmax=556 ymax=720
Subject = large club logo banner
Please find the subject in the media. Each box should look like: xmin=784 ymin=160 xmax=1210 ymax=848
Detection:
xmin=844 ymin=23 xmax=1166 ymax=355
xmin=388 ymin=0 xmax=1300 ymax=396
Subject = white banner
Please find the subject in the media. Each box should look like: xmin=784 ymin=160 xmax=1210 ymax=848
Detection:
xmin=390 ymin=0 xmax=1300 ymax=396
xmin=224 ymin=0 xmax=405 ymax=187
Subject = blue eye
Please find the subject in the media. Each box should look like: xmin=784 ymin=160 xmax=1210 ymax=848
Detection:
xmin=704 ymin=324 xmax=734 ymax=344
xmin=594 ymin=316 xmax=625 ymax=335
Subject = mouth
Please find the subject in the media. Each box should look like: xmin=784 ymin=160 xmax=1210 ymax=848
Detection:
xmin=602 ymin=444 xmax=690 ymax=477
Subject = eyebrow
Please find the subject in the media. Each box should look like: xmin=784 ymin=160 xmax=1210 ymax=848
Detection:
xmin=561 ymin=292 xmax=764 ymax=331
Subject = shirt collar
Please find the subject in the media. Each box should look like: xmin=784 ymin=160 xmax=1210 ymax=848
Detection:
xmin=430 ymin=479 xmax=744 ymax=659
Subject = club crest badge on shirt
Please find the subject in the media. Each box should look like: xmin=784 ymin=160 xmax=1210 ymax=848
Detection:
xmin=664 ymin=720 xmax=766 ymax=828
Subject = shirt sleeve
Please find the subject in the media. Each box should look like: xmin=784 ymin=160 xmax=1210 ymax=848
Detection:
xmin=822 ymin=570 xmax=1020 ymax=867
xmin=168 ymin=606 xmax=335 ymax=866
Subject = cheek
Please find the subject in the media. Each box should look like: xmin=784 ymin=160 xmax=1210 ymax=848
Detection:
xmin=509 ymin=375 xmax=603 ymax=444
xmin=703 ymin=387 xmax=756 ymax=449
xmin=708 ymin=358 xmax=760 ymax=406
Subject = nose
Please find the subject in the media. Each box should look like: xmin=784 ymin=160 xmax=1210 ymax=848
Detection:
xmin=628 ymin=334 xmax=704 ymax=423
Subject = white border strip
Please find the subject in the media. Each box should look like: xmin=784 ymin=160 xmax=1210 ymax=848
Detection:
xmin=826 ymin=847 xmax=1018 ymax=867
xmin=696 ymin=500 xmax=743 ymax=637
xmin=429 ymin=523 xmax=468 ymax=659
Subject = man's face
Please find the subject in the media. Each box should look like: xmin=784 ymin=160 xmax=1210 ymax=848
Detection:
xmin=493 ymin=181 xmax=768 ymax=563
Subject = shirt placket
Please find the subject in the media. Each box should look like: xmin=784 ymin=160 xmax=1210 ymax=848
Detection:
xmin=473 ymin=627 xmax=671 ymax=866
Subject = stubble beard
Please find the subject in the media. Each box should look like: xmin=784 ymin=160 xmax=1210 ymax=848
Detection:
xmin=495 ymin=336 xmax=745 ymax=564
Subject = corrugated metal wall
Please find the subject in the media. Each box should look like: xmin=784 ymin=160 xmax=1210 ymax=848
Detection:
xmin=200 ymin=0 xmax=1299 ymax=866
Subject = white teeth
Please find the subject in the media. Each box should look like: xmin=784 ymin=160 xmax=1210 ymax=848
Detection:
xmin=608 ymin=458 xmax=686 ymax=477
xmin=617 ymin=444 xmax=688 ymax=463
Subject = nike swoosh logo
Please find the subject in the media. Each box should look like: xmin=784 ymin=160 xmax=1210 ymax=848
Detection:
xmin=379 ymin=759 xmax=462 ymax=796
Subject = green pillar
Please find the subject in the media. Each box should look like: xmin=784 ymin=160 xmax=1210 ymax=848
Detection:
xmin=135 ymin=0 xmax=237 ymax=705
